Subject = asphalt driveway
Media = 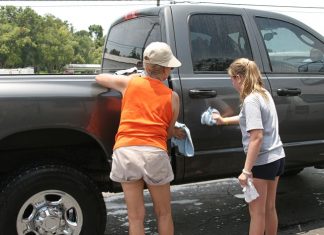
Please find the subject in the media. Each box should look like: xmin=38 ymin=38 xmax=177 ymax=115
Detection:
xmin=104 ymin=167 xmax=324 ymax=235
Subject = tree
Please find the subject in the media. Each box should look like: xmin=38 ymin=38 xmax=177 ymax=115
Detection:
xmin=16 ymin=7 xmax=43 ymax=68
xmin=88 ymin=24 xmax=103 ymax=41
xmin=88 ymin=24 xmax=105 ymax=51
xmin=73 ymin=30 xmax=94 ymax=64
xmin=0 ymin=6 xmax=36 ymax=67
xmin=110 ymin=49 xmax=120 ymax=56
xmin=129 ymin=47 xmax=140 ymax=59
xmin=0 ymin=6 xmax=105 ymax=73
xmin=37 ymin=14 xmax=75 ymax=73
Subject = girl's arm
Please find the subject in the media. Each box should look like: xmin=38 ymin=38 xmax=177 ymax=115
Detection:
xmin=243 ymin=129 xmax=263 ymax=172
xmin=212 ymin=113 xmax=239 ymax=125
xmin=238 ymin=129 xmax=263 ymax=185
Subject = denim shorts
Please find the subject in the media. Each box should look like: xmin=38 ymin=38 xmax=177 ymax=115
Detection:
xmin=110 ymin=146 xmax=174 ymax=185
xmin=252 ymin=158 xmax=285 ymax=180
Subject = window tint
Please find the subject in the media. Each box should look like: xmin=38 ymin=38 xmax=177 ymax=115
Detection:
xmin=256 ymin=17 xmax=324 ymax=73
xmin=103 ymin=17 xmax=161 ymax=72
xmin=189 ymin=14 xmax=253 ymax=73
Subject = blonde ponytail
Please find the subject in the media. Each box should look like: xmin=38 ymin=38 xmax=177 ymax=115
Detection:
xmin=228 ymin=58 xmax=268 ymax=102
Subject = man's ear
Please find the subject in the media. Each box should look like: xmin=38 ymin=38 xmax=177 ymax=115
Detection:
xmin=163 ymin=67 xmax=169 ymax=75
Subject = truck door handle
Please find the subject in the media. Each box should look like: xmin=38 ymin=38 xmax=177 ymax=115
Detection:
xmin=189 ymin=89 xmax=217 ymax=98
xmin=277 ymin=88 xmax=301 ymax=96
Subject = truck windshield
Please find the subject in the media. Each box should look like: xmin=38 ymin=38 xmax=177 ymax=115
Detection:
xmin=102 ymin=16 xmax=162 ymax=73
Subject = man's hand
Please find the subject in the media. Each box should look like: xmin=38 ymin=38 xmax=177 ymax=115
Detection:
xmin=173 ymin=127 xmax=186 ymax=139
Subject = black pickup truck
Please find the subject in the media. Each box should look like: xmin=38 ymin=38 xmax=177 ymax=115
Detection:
xmin=0 ymin=4 xmax=324 ymax=235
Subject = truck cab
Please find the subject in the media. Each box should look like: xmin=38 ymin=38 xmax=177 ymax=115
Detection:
xmin=103 ymin=4 xmax=324 ymax=183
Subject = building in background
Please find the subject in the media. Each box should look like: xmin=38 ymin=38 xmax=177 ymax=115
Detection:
xmin=0 ymin=67 xmax=34 ymax=75
xmin=64 ymin=64 xmax=101 ymax=74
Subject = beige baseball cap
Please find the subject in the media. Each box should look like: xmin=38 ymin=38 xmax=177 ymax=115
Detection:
xmin=143 ymin=42 xmax=182 ymax=68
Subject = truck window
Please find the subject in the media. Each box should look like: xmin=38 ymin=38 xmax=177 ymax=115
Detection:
xmin=256 ymin=17 xmax=324 ymax=73
xmin=102 ymin=16 xmax=161 ymax=73
xmin=189 ymin=14 xmax=253 ymax=73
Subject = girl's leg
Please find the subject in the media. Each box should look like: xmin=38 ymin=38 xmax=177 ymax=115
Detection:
xmin=265 ymin=176 xmax=280 ymax=235
xmin=248 ymin=178 xmax=268 ymax=235
xmin=121 ymin=180 xmax=146 ymax=235
xmin=147 ymin=183 xmax=174 ymax=235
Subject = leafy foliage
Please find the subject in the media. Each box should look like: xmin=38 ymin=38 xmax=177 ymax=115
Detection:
xmin=0 ymin=6 xmax=104 ymax=74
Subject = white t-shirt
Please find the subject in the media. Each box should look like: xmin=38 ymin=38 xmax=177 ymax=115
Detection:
xmin=239 ymin=90 xmax=285 ymax=166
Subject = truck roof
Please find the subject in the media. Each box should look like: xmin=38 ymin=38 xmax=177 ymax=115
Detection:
xmin=109 ymin=3 xmax=323 ymax=41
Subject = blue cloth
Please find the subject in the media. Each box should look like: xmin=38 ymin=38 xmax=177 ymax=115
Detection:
xmin=171 ymin=122 xmax=194 ymax=157
xmin=201 ymin=107 xmax=220 ymax=126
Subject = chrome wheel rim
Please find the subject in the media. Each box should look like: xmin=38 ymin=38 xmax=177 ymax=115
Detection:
xmin=16 ymin=190 xmax=83 ymax=235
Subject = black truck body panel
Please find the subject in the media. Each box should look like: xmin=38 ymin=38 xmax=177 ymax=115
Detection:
xmin=0 ymin=4 xmax=323 ymax=234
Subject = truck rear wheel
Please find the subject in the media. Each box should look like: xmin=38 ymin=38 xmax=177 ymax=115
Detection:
xmin=0 ymin=164 xmax=106 ymax=235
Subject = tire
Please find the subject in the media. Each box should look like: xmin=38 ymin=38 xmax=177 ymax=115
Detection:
xmin=0 ymin=164 xmax=106 ymax=235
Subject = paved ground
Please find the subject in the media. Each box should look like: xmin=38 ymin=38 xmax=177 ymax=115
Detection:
xmin=281 ymin=224 xmax=324 ymax=235
xmin=103 ymin=167 xmax=324 ymax=235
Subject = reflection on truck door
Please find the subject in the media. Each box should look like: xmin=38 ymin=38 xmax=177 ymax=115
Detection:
xmin=256 ymin=16 xmax=324 ymax=166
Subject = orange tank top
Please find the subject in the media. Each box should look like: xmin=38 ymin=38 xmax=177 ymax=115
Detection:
xmin=113 ymin=75 xmax=173 ymax=151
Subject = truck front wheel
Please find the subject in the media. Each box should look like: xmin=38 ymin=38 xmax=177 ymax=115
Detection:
xmin=0 ymin=164 xmax=106 ymax=235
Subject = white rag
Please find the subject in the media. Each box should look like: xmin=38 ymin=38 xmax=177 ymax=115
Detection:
xmin=242 ymin=178 xmax=259 ymax=203
xmin=114 ymin=67 xmax=142 ymax=75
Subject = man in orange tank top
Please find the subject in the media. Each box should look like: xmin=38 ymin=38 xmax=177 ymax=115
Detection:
xmin=96 ymin=42 xmax=183 ymax=235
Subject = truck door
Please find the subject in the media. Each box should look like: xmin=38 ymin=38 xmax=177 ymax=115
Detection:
xmin=170 ymin=6 xmax=267 ymax=181
xmin=252 ymin=15 xmax=324 ymax=167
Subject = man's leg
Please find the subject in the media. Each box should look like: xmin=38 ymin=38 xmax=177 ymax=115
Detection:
xmin=147 ymin=183 xmax=174 ymax=235
xmin=121 ymin=180 xmax=145 ymax=235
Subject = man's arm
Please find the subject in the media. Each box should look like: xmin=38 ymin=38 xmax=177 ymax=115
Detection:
xmin=95 ymin=74 xmax=131 ymax=95
xmin=167 ymin=91 xmax=180 ymax=139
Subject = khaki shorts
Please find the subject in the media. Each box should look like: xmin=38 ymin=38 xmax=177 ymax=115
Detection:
xmin=110 ymin=146 xmax=174 ymax=185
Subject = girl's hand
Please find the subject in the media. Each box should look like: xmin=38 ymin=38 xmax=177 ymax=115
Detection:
xmin=238 ymin=172 xmax=249 ymax=187
xmin=212 ymin=113 xmax=226 ymax=125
